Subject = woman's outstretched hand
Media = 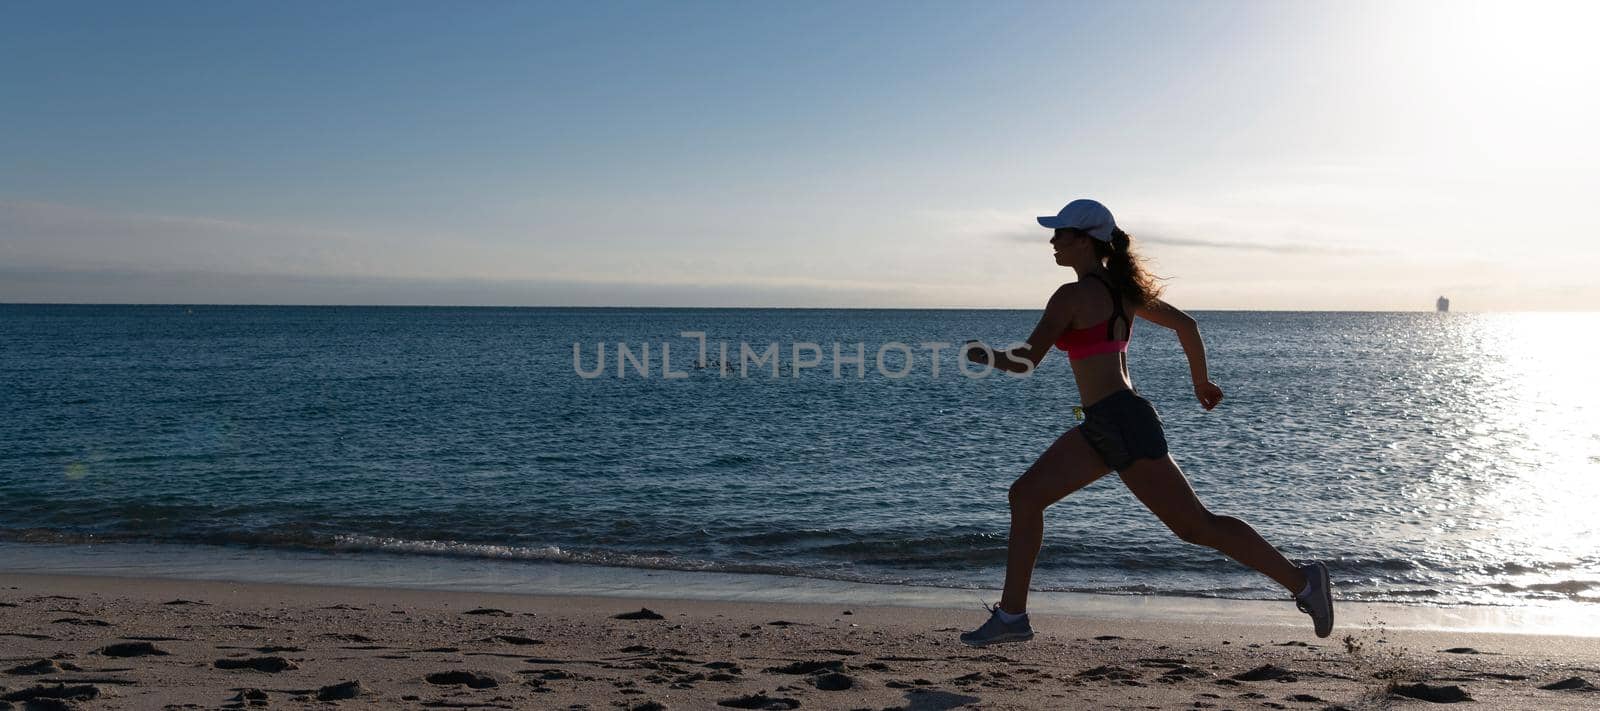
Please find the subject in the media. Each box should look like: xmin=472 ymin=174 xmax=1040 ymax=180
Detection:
xmin=1195 ymin=381 xmax=1224 ymax=410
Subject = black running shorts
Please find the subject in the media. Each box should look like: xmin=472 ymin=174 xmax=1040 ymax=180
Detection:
xmin=1078 ymin=389 xmax=1170 ymax=470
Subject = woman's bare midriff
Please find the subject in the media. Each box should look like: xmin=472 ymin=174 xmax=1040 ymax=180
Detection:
xmin=1069 ymin=352 xmax=1134 ymax=407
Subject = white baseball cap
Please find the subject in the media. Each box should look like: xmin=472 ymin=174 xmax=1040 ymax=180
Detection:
xmin=1037 ymin=199 xmax=1117 ymax=242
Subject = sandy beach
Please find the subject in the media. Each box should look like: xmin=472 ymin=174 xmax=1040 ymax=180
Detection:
xmin=2 ymin=574 xmax=1598 ymax=710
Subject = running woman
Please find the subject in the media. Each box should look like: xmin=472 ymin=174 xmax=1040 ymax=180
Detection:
xmin=958 ymin=199 xmax=1333 ymax=646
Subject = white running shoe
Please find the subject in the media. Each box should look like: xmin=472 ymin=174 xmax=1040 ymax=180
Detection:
xmin=959 ymin=602 xmax=1034 ymax=647
xmin=1295 ymin=561 xmax=1334 ymax=638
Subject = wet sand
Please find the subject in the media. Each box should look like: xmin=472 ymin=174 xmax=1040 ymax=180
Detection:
xmin=2 ymin=573 xmax=1598 ymax=710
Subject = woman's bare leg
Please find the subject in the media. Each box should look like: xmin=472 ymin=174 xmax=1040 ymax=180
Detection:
xmin=1000 ymin=428 xmax=1114 ymax=614
xmin=1118 ymin=455 xmax=1307 ymax=593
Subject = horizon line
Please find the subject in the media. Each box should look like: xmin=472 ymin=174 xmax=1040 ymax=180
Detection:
xmin=0 ymin=302 xmax=1545 ymax=314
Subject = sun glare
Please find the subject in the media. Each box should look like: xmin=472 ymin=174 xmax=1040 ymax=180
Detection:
xmin=1462 ymin=313 xmax=1600 ymax=599
xmin=1399 ymin=0 xmax=1600 ymax=149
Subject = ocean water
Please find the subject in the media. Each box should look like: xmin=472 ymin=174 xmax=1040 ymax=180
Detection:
xmin=2 ymin=305 xmax=1597 ymax=610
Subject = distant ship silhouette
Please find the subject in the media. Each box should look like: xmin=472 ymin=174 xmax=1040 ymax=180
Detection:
xmin=1436 ymin=295 xmax=1450 ymax=313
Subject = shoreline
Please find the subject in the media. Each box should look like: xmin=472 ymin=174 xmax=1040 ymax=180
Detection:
xmin=4 ymin=541 xmax=1599 ymax=638
xmin=3 ymin=572 xmax=1599 ymax=709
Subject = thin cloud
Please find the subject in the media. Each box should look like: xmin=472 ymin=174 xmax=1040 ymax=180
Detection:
xmin=997 ymin=228 xmax=1381 ymax=255
xmin=1136 ymin=233 xmax=1385 ymax=256
xmin=0 ymin=265 xmax=932 ymax=308
xmin=0 ymin=199 xmax=390 ymax=276
xmin=997 ymin=230 xmax=1046 ymax=245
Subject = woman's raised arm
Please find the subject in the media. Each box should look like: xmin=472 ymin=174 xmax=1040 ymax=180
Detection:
xmin=1137 ymin=299 xmax=1223 ymax=410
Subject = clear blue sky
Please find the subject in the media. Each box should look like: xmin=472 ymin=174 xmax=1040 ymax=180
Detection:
xmin=3 ymin=1 xmax=1596 ymax=309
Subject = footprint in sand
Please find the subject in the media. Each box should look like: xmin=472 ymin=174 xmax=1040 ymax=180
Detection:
xmin=315 ymin=680 xmax=367 ymax=701
xmin=810 ymin=672 xmax=855 ymax=691
xmin=50 ymin=617 xmax=111 ymax=627
xmin=1156 ymin=666 xmax=1212 ymax=683
xmin=1540 ymin=676 xmax=1598 ymax=691
xmin=1075 ymin=665 xmax=1140 ymax=681
xmin=232 ymin=688 xmax=270 ymax=705
xmin=1390 ymin=682 xmax=1472 ymax=703
xmin=462 ymin=607 xmax=513 ymax=617
xmin=424 ymin=670 xmax=504 ymax=689
xmin=763 ymin=660 xmax=844 ymax=675
xmin=482 ymin=634 xmax=542 ymax=646
xmin=97 ymin=641 xmax=168 ymax=658
xmin=696 ymin=661 xmax=741 ymax=682
xmin=0 ymin=683 xmax=102 ymax=705
xmin=1230 ymin=664 xmax=1295 ymax=682
xmin=716 ymin=693 xmax=800 ymax=709
xmin=214 ymin=656 xmax=299 ymax=673
xmin=5 ymin=659 xmax=84 ymax=675
xmin=523 ymin=668 xmax=592 ymax=682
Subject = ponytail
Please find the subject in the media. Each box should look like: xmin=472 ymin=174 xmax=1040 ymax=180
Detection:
xmin=1092 ymin=228 xmax=1163 ymax=307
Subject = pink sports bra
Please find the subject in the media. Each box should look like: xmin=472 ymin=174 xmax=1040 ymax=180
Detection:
xmin=1054 ymin=274 xmax=1131 ymax=360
